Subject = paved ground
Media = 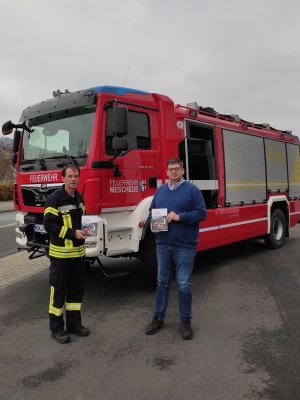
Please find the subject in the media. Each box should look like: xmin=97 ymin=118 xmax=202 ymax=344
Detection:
xmin=1 ymin=227 xmax=300 ymax=400
xmin=0 ymin=251 xmax=48 ymax=290
xmin=0 ymin=201 xmax=49 ymax=289
xmin=0 ymin=200 xmax=14 ymax=213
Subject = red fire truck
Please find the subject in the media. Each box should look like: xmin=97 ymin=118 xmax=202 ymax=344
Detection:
xmin=2 ymin=85 xmax=300 ymax=284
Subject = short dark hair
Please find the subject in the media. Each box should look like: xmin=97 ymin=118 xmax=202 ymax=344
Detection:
xmin=166 ymin=158 xmax=183 ymax=168
xmin=62 ymin=164 xmax=80 ymax=177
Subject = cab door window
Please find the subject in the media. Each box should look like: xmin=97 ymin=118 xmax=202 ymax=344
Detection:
xmin=105 ymin=108 xmax=150 ymax=155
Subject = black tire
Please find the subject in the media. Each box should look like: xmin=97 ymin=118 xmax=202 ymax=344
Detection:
xmin=140 ymin=232 xmax=158 ymax=287
xmin=265 ymin=208 xmax=286 ymax=249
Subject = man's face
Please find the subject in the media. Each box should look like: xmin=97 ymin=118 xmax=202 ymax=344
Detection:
xmin=166 ymin=163 xmax=184 ymax=184
xmin=62 ymin=167 xmax=80 ymax=193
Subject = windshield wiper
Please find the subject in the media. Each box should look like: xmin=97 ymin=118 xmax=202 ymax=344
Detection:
xmin=21 ymin=158 xmax=46 ymax=171
xmin=62 ymin=153 xmax=78 ymax=166
xmin=43 ymin=154 xmax=78 ymax=166
xmin=35 ymin=158 xmax=45 ymax=169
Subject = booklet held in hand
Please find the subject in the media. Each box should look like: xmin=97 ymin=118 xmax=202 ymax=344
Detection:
xmin=151 ymin=208 xmax=168 ymax=232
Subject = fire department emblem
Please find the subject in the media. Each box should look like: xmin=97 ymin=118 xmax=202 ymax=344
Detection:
xmin=139 ymin=180 xmax=146 ymax=192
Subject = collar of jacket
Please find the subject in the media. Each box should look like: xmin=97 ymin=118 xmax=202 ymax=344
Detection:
xmin=58 ymin=185 xmax=79 ymax=201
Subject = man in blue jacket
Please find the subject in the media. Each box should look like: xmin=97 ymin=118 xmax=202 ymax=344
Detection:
xmin=146 ymin=158 xmax=206 ymax=340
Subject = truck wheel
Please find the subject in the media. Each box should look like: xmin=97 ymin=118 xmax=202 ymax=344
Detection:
xmin=141 ymin=232 xmax=158 ymax=287
xmin=265 ymin=208 xmax=286 ymax=249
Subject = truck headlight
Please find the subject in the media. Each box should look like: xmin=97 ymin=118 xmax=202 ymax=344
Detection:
xmin=86 ymin=242 xmax=97 ymax=248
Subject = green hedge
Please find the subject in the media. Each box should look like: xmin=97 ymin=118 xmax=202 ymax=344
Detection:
xmin=0 ymin=181 xmax=14 ymax=201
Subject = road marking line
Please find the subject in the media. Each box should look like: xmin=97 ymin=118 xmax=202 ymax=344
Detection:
xmin=0 ymin=223 xmax=17 ymax=228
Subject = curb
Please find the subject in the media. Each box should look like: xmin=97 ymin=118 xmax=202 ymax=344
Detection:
xmin=0 ymin=209 xmax=15 ymax=213
xmin=0 ymin=202 xmax=15 ymax=213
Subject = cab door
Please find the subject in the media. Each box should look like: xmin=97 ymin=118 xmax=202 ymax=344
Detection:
xmin=179 ymin=120 xmax=219 ymax=250
xmin=100 ymin=104 xmax=160 ymax=210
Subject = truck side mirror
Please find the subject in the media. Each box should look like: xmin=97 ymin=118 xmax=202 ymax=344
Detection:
xmin=2 ymin=120 xmax=14 ymax=135
xmin=112 ymin=136 xmax=128 ymax=152
xmin=13 ymin=130 xmax=21 ymax=153
xmin=12 ymin=153 xmax=18 ymax=167
xmin=112 ymin=106 xmax=128 ymax=135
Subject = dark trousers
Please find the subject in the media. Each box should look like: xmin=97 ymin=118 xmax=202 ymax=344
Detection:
xmin=49 ymin=257 xmax=85 ymax=333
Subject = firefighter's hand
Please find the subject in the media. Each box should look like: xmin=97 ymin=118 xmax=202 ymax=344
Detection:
xmin=75 ymin=230 xmax=86 ymax=239
xmin=166 ymin=211 xmax=179 ymax=222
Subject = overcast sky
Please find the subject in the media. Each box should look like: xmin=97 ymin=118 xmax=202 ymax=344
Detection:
xmin=1 ymin=0 xmax=300 ymax=139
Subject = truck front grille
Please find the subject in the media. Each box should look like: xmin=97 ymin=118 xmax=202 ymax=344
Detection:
xmin=21 ymin=184 xmax=62 ymax=207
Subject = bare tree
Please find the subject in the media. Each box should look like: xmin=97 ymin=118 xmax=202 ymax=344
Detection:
xmin=0 ymin=143 xmax=15 ymax=182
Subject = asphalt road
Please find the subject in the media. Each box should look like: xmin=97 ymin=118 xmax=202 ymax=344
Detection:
xmin=0 ymin=211 xmax=18 ymax=257
xmin=0 ymin=223 xmax=300 ymax=399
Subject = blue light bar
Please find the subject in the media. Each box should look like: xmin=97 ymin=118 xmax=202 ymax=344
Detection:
xmin=92 ymin=85 xmax=149 ymax=96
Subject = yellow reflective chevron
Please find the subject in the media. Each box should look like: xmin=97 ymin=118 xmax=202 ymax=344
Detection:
xmin=64 ymin=238 xmax=73 ymax=248
xmin=49 ymin=286 xmax=64 ymax=316
xmin=44 ymin=207 xmax=58 ymax=216
xmin=50 ymin=285 xmax=54 ymax=305
xmin=49 ymin=243 xmax=86 ymax=252
xmin=66 ymin=302 xmax=82 ymax=311
xmin=49 ymin=243 xmax=86 ymax=258
xmin=62 ymin=211 xmax=73 ymax=247
xmin=48 ymin=251 xmax=85 ymax=258
xmin=49 ymin=305 xmax=64 ymax=316
xmin=62 ymin=213 xmax=72 ymax=228
xmin=59 ymin=226 xmax=68 ymax=238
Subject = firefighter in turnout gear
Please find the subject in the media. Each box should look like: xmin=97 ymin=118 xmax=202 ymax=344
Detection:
xmin=44 ymin=164 xmax=90 ymax=344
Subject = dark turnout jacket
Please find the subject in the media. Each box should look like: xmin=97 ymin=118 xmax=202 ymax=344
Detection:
xmin=43 ymin=185 xmax=86 ymax=258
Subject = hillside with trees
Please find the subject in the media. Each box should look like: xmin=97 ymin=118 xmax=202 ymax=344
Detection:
xmin=0 ymin=140 xmax=14 ymax=182
xmin=0 ymin=139 xmax=14 ymax=200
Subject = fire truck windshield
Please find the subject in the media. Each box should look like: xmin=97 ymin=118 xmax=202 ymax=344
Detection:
xmin=21 ymin=106 xmax=95 ymax=169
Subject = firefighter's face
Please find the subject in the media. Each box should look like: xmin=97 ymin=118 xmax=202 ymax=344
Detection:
xmin=166 ymin=163 xmax=184 ymax=184
xmin=63 ymin=167 xmax=80 ymax=193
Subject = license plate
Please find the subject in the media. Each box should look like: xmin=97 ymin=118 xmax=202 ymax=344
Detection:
xmin=34 ymin=224 xmax=47 ymax=234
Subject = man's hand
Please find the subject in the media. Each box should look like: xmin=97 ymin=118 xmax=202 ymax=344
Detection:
xmin=166 ymin=211 xmax=179 ymax=223
xmin=75 ymin=230 xmax=86 ymax=239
